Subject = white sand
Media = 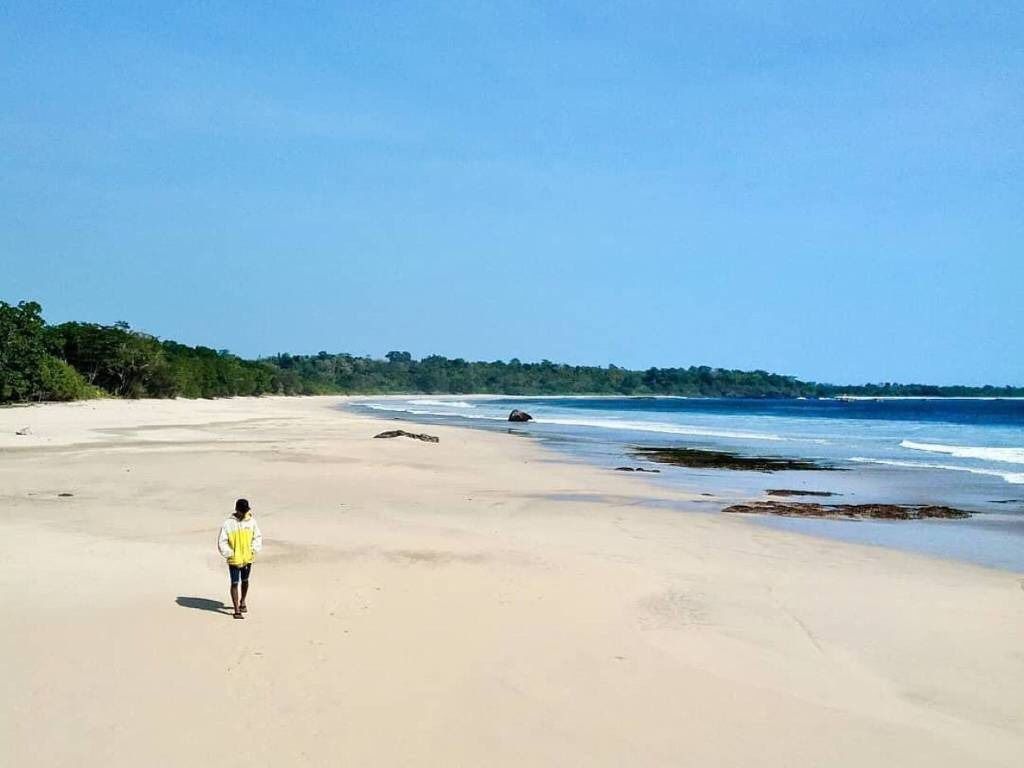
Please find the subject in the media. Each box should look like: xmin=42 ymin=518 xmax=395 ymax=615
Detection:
xmin=1 ymin=396 xmax=1022 ymax=767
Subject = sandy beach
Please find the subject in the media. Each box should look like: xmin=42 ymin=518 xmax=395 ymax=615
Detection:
xmin=1 ymin=396 xmax=1022 ymax=767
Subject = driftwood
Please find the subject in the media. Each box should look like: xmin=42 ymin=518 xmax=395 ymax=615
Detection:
xmin=374 ymin=429 xmax=439 ymax=443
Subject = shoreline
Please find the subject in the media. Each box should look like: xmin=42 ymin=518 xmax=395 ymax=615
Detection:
xmin=2 ymin=396 xmax=1023 ymax=766
xmin=348 ymin=395 xmax=1024 ymax=572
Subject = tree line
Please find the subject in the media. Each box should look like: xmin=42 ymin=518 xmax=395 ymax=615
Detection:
xmin=2 ymin=300 xmax=1022 ymax=404
xmin=0 ymin=301 xmax=311 ymax=402
xmin=272 ymin=350 xmax=1024 ymax=398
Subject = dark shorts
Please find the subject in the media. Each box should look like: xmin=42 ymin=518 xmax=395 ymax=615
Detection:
xmin=228 ymin=563 xmax=252 ymax=584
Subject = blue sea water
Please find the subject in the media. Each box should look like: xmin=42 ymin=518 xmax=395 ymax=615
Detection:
xmin=350 ymin=396 xmax=1024 ymax=571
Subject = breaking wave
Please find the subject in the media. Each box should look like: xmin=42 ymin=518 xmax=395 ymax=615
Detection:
xmin=360 ymin=403 xmax=782 ymax=441
xmin=409 ymin=399 xmax=477 ymax=409
xmin=532 ymin=416 xmax=782 ymax=441
xmin=850 ymin=457 xmax=1024 ymax=484
xmin=900 ymin=440 xmax=1024 ymax=466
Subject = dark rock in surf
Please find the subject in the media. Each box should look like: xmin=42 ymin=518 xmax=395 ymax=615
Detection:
xmin=724 ymin=501 xmax=970 ymax=520
xmin=374 ymin=429 xmax=439 ymax=443
xmin=614 ymin=466 xmax=661 ymax=473
xmin=508 ymin=410 xmax=533 ymax=422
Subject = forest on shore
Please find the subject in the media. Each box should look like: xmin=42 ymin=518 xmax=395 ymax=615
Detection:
xmin=3 ymin=300 xmax=1022 ymax=403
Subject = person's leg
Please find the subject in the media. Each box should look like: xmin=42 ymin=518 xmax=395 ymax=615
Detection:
xmin=239 ymin=564 xmax=251 ymax=612
xmin=229 ymin=565 xmax=243 ymax=618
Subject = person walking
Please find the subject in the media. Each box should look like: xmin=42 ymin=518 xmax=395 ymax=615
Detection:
xmin=218 ymin=498 xmax=263 ymax=619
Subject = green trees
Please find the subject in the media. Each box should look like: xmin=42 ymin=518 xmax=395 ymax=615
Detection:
xmin=37 ymin=356 xmax=102 ymax=401
xmin=1 ymin=304 xmax=285 ymax=402
xmin=159 ymin=342 xmax=276 ymax=398
xmin=2 ymin=298 xmax=1022 ymax=404
xmin=259 ymin=353 xmax=1024 ymax=398
xmin=0 ymin=301 xmax=105 ymax=402
xmin=48 ymin=322 xmax=166 ymax=397
xmin=0 ymin=301 xmax=48 ymax=401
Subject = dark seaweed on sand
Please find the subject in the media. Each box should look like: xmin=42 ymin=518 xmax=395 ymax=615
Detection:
xmin=630 ymin=446 xmax=835 ymax=472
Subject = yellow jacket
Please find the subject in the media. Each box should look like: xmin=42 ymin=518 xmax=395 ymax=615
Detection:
xmin=218 ymin=513 xmax=263 ymax=566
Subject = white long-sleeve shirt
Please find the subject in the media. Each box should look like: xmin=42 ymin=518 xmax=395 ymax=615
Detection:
xmin=217 ymin=513 xmax=262 ymax=565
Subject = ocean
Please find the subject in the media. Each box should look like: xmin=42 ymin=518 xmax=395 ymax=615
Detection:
xmin=349 ymin=396 xmax=1024 ymax=572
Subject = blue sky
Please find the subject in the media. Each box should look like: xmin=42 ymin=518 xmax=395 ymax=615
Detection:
xmin=2 ymin=2 xmax=1021 ymax=385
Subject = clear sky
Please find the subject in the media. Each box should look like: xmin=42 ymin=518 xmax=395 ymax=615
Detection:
xmin=2 ymin=2 xmax=1021 ymax=385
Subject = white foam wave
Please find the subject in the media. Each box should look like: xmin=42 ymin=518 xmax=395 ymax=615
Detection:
xmin=363 ymin=403 xmax=502 ymax=420
xmin=361 ymin=403 xmax=783 ymax=440
xmin=364 ymin=403 xmax=411 ymax=412
xmin=533 ymin=416 xmax=782 ymax=441
xmin=850 ymin=457 xmax=1024 ymax=484
xmin=409 ymin=399 xmax=476 ymax=409
xmin=900 ymin=440 xmax=1024 ymax=466
xmin=828 ymin=396 xmax=1024 ymax=401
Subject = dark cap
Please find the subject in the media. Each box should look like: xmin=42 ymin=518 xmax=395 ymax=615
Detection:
xmin=235 ymin=498 xmax=251 ymax=513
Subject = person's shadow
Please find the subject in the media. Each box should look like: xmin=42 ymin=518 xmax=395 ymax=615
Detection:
xmin=176 ymin=596 xmax=231 ymax=615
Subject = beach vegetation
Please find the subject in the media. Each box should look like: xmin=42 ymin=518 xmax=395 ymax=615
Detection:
xmin=37 ymin=356 xmax=105 ymax=401
xmin=1 ymin=300 xmax=1022 ymax=403
xmin=0 ymin=300 xmax=49 ymax=401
